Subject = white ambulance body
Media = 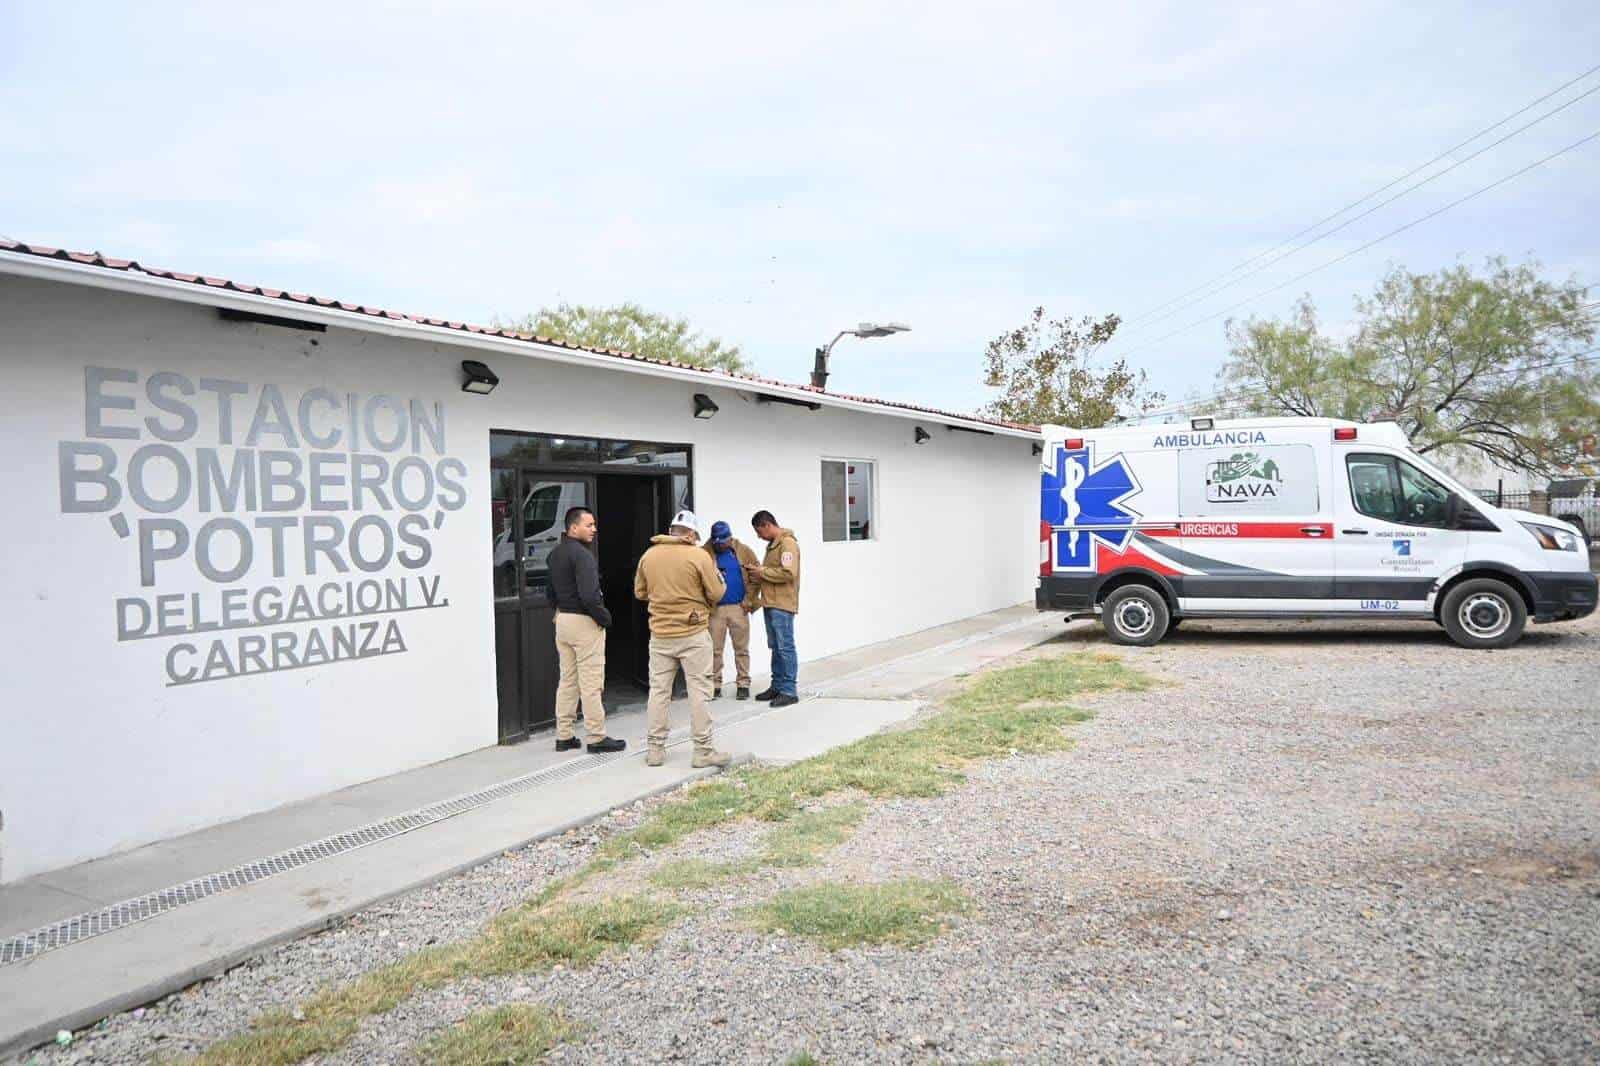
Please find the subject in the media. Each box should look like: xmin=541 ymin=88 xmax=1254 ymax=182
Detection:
xmin=1036 ymin=417 xmax=1596 ymax=648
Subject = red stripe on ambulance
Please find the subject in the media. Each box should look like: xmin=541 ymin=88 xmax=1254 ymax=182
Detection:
xmin=1141 ymin=522 xmax=1332 ymax=539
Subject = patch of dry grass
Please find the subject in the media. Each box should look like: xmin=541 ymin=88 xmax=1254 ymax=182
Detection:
xmin=747 ymin=878 xmax=970 ymax=950
xmin=417 ymin=1004 xmax=580 ymax=1065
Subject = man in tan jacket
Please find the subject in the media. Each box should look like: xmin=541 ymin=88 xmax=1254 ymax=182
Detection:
xmin=632 ymin=509 xmax=732 ymax=768
xmin=702 ymin=519 xmax=760 ymax=700
xmin=747 ymin=510 xmax=801 ymax=708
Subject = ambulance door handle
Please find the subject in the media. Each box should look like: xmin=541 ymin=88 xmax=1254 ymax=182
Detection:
xmin=1301 ymin=526 xmax=1326 ymax=537
xmin=1342 ymin=528 xmax=1369 ymax=535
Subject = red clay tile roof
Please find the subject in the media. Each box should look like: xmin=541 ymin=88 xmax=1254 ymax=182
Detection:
xmin=0 ymin=237 xmax=1036 ymax=434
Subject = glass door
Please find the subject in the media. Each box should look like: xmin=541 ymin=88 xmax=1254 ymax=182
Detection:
xmin=491 ymin=468 xmax=594 ymax=741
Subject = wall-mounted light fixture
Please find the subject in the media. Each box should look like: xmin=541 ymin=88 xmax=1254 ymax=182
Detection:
xmin=914 ymin=426 xmax=931 ymax=445
xmin=461 ymin=360 xmax=500 ymax=395
xmin=693 ymin=393 xmax=719 ymax=420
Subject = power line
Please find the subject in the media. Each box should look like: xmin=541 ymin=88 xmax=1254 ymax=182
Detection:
xmin=1121 ymin=62 xmax=1600 ymax=330
xmin=1108 ymin=127 xmax=1600 ymax=363
xmin=1118 ymin=81 xmax=1600 ymax=339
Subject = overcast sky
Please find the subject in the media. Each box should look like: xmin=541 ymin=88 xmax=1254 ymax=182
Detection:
xmin=3 ymin=2 xmax=1597 ymax=414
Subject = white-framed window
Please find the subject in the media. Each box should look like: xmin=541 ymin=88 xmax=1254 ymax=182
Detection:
xmin=821 ymin=459 xmax=875 ymax=542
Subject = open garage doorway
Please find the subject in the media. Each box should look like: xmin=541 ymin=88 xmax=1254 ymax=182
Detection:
xmin=490 ymin=432 xmax=690 ymax=742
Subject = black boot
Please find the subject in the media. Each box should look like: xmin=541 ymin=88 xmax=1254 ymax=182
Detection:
xmin=736 ymin=686 xmax=750 ymax=700
xmin=770 ymin=693 xmax=799 ymax=708
xmin=755 ymin=688 xmax=777 ymax=701
xmin=555 ymin=737 xmax=583 ymax=752
xmin=587 ymin=737 xmax=626 ymax=753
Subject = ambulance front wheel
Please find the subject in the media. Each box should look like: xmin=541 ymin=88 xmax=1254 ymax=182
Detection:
xmin=1439 ymin=578 xmax=1526 ymax=650
xmin=1101 ymin=584 xmax=1171 ymax=646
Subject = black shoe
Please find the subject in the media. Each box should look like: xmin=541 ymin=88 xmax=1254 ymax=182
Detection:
xmin=587 ymin=737 xmax=626 ymax=754
xmin=769 ymin=693 xmax=799 ymax=708
xmin=755 ymin=688 xmax=777 ymax=701
xmin=554 ymin=737 xmax=583 ymax=752
xmin=713 ymin=686 xmax=723 ymax=699
xmin=736 ymin=686 xmax=750 ymax=700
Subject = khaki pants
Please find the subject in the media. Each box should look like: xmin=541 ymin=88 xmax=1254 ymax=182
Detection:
xmin=554 ymin=613 xmax=607 ymax=743
xmin=646 ymin=630 xmax=715 ymax=752
xmin=708 ymin=604 xmax=752 ymax=688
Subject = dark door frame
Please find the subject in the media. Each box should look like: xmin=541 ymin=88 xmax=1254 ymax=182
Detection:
xmin=489 ymin=431 xmax=694 ymax=743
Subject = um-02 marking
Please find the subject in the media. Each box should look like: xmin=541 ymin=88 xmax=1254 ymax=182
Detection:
xmin=1360 ymin=599 xmax=1401 ymax=610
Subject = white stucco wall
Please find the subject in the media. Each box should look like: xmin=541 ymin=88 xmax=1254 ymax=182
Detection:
xmin=0 ymin=275 xmax=1036 ymax=883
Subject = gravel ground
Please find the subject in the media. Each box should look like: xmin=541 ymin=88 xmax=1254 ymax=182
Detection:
xmin=15 ymin=612 xmax=1600 ymax=1064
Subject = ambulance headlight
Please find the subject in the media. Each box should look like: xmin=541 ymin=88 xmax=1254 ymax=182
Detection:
xmin=1520 ymin=521 xmax=1582 ymax=552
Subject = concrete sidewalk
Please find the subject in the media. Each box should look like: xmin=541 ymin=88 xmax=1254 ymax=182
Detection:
xmin=0 ymin=604 xmax=1058 ymax=1058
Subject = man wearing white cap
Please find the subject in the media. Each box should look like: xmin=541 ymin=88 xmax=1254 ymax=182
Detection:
xmin=632 ymin=509 xmax=732 ymax=768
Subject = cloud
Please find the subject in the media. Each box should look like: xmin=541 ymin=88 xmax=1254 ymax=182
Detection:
xmin=3 ymin=0 xmax=1597 ymax=411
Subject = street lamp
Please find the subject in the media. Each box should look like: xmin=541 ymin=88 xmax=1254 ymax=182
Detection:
xmin=811 ymin=321 xmax=911 ymax=390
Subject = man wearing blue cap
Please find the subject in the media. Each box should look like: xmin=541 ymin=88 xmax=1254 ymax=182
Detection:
xmin=702 ymin=520 xmax=760 ymax=699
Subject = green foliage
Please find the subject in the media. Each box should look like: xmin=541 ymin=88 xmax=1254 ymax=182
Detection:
xmin=982 ymin=306 xmax=1163 ymax=427
xmin=418 ymin=1005 xmax=581 ymax=1065
xmin=188 ymin=896 xmax=676 ymax=1065
xmin=647 ymin=803 xmax=868 ymax=889
xmin=495 ymin=301 xmax=748 ymax=373
xmin=1218 ymin=259 xmax=1599 ymax=474
xmin=757 ymin=802 xmax=869 ymax=868
xmin=648 ymin=857 xmax=750 ymax=890
xmin=746 ymin=878 xmax=970 ymax=950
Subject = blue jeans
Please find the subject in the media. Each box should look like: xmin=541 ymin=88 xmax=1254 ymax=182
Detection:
xmin=763 ymin=608 xmax=797 ymax=696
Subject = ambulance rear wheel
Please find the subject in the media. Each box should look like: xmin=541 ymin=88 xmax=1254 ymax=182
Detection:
xmin=1102 ymin=585 xmax=1170 ymax=646
xmin=1440 ymin=578 xmax=1526 ymax=650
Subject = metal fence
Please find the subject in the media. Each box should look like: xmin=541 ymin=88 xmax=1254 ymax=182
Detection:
xmin=1473 ymin=487 xmax=1533 ymax=511
xmin=1472 ymin=488 xmax=1599 ymax=556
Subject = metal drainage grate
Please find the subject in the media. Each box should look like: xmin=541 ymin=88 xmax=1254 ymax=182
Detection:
xmin=0 ymin=744 xmax=640 ymax=967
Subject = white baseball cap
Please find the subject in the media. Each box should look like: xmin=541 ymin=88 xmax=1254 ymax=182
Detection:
xmin=670 ymin=509 xmax=702 ymax=537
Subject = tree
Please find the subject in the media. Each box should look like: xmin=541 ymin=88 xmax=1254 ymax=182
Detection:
xmin=981 ymin=307 xmax=1164 ymax=427
xmin=1217 ymin=259 xmax=1599 ymax=475
xmin=495 ymin=302 xmax=748 ymax=373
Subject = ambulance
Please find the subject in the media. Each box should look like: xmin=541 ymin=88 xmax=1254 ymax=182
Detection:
xmin=1035 ymin=417 xmax=1597 ymax=648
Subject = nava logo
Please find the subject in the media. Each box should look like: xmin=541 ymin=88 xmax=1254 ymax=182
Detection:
xmin=1041 ymin=442 xmax=1141 ymax=570
xmin=1392 ymin=539 xmax=1412 ymax=557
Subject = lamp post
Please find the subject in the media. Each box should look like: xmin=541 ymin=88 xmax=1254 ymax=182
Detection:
xmin=811 ymin=321 xmax=911 ymax=390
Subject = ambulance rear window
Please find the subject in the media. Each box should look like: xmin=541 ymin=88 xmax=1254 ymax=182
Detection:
xmin=1179 ymin=443 xmax=1319 ymax=515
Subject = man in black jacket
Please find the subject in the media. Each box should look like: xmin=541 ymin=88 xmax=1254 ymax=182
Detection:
xmin=548 ymin=506 xmax=625 ymax=753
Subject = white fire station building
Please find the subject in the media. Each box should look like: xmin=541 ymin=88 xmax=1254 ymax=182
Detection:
xmin=0 ymin=240 xmax=1039 ymax=883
